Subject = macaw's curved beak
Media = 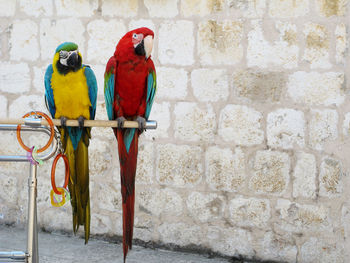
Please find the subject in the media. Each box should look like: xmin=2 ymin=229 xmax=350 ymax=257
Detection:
xmin=144 ymin=35 xmax=153 ymax=59
xmin=67 ymin=52 xmax=79 ymax=67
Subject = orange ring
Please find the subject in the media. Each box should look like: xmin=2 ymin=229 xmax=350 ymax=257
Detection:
xmin=17 ymin=111 xmax=55 ymax=153
xmin=51 ymin=153 xmax=70 ymax=195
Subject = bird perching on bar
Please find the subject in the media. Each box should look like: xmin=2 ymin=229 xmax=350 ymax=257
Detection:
xmin=44 ymin=42 xmax=97 ymax=244
xmin=104 ymin=27 xmax=156 ymax=262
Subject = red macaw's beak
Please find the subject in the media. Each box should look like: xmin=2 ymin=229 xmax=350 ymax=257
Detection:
xmin=144 ymin=35 xmax=153 ymax=59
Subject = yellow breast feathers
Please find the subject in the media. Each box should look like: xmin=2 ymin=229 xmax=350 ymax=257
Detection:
xmin=51 ymin=61 xmax=91 ymax=120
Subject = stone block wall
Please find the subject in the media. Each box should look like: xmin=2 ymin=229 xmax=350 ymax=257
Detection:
xmin=0 ymin=0 xmax=349 ymax=262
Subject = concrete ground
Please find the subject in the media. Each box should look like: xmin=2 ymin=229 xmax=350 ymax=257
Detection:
xmin=0 ymin=226 xmax=234 ymax=263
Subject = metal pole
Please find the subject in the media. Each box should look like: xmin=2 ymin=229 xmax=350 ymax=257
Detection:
xmin=26 ymin=163 xmax=38 ymax=263
xmin=0 ymin=251 xmax=26 ymax=260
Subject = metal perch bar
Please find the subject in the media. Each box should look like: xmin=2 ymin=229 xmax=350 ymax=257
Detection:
xmin=0 ymin=118 xmax=158 ymax=129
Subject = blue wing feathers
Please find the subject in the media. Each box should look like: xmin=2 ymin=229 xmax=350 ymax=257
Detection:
xmin=145 ymin=71 xmax=156 ymax=120
xmin=44 ymin=64 xmax=56 ymax=118
xmin=105 ymin=73 xmax=115 ymax=120
xmin=84 ymin=66 xmax=98 ymax=120
xmin=104 ymin=67 xmax=115 ymax=121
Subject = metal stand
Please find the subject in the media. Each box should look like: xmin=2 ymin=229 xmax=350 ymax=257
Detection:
xmin=0 ymin=116 xmax=157 ymax=262
xmin=0 ymin=120 xmax=58 ymax=263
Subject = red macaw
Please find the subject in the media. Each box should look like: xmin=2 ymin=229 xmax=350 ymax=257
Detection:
xmin=104 ymin=27 xmax=156 ymax=261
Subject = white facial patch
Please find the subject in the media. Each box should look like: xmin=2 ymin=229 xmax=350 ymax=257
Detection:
xmin=132 ymin=33 xmax=144 ymax=47
xmin=59 ymin=50 xmax=78 ymax=66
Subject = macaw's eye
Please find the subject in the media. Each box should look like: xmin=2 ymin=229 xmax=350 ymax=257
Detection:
xmin=60 ymin=50 xmax=69 ymax=59
xmin=132 ymin=33 xmax=137 ymax=39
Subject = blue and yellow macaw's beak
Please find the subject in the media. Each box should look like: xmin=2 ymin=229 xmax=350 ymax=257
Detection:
xmin=59 ymin=50 xmax=80 ymax=68
xmin=55 ymin=42 xmax=82 ymax=74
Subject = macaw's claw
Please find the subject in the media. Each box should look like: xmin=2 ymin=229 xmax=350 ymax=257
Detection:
xmin=78 ymin=116 xmax=85 ymax=129
xmin=60 ymin=116 xmax=68 ymax=127
xmin=116 ymin=116 xmax=126 ymax=129
xmin=136 ymin=116 xmax=146 ymax=131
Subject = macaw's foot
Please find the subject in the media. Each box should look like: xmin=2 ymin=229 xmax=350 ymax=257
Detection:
xmin=136 ymin=116 xmax=146 ymax=132
xmin=116 ymin=116 xmax=126 ymax=129
xmin=60 ymin=116 xmax=68 ymax=127
xmin=78 ymin=116 xmax=85 ymax=129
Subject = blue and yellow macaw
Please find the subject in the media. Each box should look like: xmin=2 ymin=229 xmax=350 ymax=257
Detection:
xmin=44 ymin=42 xmax=97 ymax=244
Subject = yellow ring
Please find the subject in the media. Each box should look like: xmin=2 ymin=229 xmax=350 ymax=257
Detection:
xmin=50 ymin=187 xmax=66 ymax=207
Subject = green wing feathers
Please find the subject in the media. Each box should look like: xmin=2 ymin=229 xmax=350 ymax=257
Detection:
xmin=64 ymin=131 xmax=90 ymax=244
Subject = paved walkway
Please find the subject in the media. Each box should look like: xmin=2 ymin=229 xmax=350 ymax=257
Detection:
xmin=0 ymin=226 xmax=232 ymax=263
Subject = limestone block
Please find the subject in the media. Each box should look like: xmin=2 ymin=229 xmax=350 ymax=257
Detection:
xmin=90 ymin=213 xmax=118 ymax=235
xmin=87 ymin=20 xmax=126 ymax=64
xmin=0 ymin=62 xmax=30 ymax=94
xmin=91 ymin=182 xmax=121 ymax=213
xmin=89 ymin=137 xmax=113 ymax=177
xmin=287 ymin=72 xmax=345 ymax=106
xmin=205 ymin=146 xmax=245 ymax=192
xmin=33 ymin=66 xmax=46 ymax=93
xmin=335 ymin=23 xmax=347 ymax=64
xmin=40 ymin=18 xmax=85 ymax=60
xmin=144 ymin=102 xmax=170 ymax=140
xmin=87 ymin=64 xmax=104 ymax=97
xmin=292 ymin=152 xmax=316 ymax=199
xmin=156 ymin=144 xmax=203 ymax=187
xmin=37 ymin=207 xmax=72 ymax=232
xmin=0 ymin=132 xmax=25 ymax=156
xmin=181 ymin=0 xmax=224 ymax=17
xmin=138 ymin=188 xmax=182 ymax=216
xmin=144 ymin=0 xmax=178 ymax=17
xmin=158 ymin=21 xmax=194 ymax=65
xmin=300 ymin=237 xmax=344 ymax=263
xmin=342 ymin=205 xmax=350 ymax=255
xmin=227 ymin=0 xmax=266 ymax=18
xmin=198 ymin=20 xmax=243 ymax=65
xmin=269 ymin=0 xmax=309 ymax=17
xmin=174 ymin=102 xmax=216 ymax=142
xmin=309 ymin=109 xmax=338 ymax=150
xmin=19 ymin=0 xmax=53 ymax=17
xmin=319 ymin=157 xmax=344 ymax=197
xmin=136 ymin=142 xmax=154 ymax=184
xmin=315 ymin=0 xmax=349 ymax=17
xmin=91 ymin=99 xmax=116 ymax=141
xmin=233 ymin=69 xmax=286 ymax=102
xmin=9 ymin=95 xmax=46 ymax=118
xmin=276 ymin=199 xmax=331 ymax=232
xmin=229 ymin=197 xmax=271 ymax=228
xmin=0 ymin=174 xmax=17 ymax=203
xmin=207 ymin=227 xmax=254 ymax=258
xmin=129 ymin=19 xmax=155 ymax=32
xmin=267 ymin=109 xmax=305 ymax=149
xmin=0 ymin=0 xmax=15 ymax=16
xmin=55 ymin=0 xmax=98 ymax=17
xmin=101 ymin=0 xmax=138 ymax=17
xmin=219 ymin=104 xmax=264 ymax=146
xmin=191 ymin=69 xmax=228 ymax=102
xmin=156 ymin=67 xmax=188 ymax=99
xmin=158 ymin=222 xmax=203 ymax=246
xmin=343 ymin=112 xmax=350 ymax=136
xmin=247 ymin=20 xmax=298 ymax=68
xmin=257 ymin=231 xmax=297 ymax=262
xmin=9 ymin=20 xmax=38 ymax=61
xmin=0 ymin=204 xmax=21 ymax=225
xmin=249 ymin=150 xmax=289 ymax=195
xmin=134 ymin=213 xmax=154 ymax=241
xmin=0 ymin=95 xmax=7 ymax=118
xmin=186 ymin=192 xmax=225 ymax=222
xmin=303 ymin=23 xmax=331 ymax=68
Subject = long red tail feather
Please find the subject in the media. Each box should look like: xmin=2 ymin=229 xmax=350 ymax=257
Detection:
xmin=116 ymin=129 xmax=138 ymax=262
